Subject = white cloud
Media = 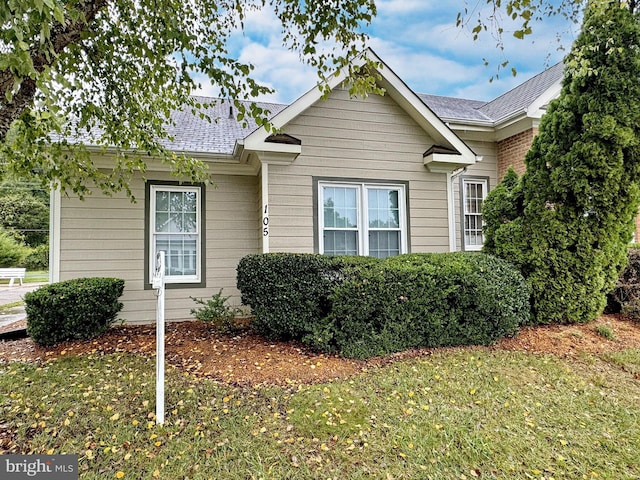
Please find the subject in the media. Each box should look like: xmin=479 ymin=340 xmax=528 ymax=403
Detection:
xmin=191 ymin=4 xmax=578 ymax=105
xmin=236 ymin=42 xmax=318 ymax=103
xmin=375 ymin=0 xmax=436 ymax=15
xmin=367 ymin=37 xmax=483 ymax=92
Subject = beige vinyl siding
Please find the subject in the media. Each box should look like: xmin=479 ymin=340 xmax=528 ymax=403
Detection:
xmin=452 ymin=137 xmax=498 ymax=251
xmin=59 ymin=171 xmax=260 ymax=323
xmin=267 ymin=88 xmax=450 ymax=254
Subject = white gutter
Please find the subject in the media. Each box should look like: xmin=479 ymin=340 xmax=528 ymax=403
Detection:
xmin=85 ymin=145 xmax=236 ymax=162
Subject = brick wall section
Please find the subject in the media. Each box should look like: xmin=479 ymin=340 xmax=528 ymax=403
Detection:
xmin=497 ymin=127 xmax=640 ymax=242
xmin=497 ymin=128 xmax=537 ymax=181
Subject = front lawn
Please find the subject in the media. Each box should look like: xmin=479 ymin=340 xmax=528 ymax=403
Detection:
xmin=1 ymin=348 xmax=639 ymax=479
xmin=0 ymin=270 xmax=48 ymax=286
xmin=24 ymin=270 xmax=48 ymax=283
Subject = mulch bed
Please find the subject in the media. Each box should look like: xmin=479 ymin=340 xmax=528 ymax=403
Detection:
xmin=1 ymin=314 xmax=639 ymax=387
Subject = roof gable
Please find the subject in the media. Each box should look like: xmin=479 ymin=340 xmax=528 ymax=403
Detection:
xmin=240 ymin=48 xmax=478 ymax=167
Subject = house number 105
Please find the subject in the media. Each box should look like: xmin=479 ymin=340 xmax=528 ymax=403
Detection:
xmin=263 ymin=204 xmax=269 ymax=237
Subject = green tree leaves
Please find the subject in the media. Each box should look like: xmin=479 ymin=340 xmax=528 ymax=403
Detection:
xmin=0 ymin=0 xmax=377 ymax=199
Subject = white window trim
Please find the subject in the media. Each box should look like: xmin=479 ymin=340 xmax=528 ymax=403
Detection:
xmin=318 ymin=182 xmax=408 ymax=257
xmin=149 ymin=184 xmax=202 ymax=284
xmin=461 ymin=177 xmax=488 ymax=252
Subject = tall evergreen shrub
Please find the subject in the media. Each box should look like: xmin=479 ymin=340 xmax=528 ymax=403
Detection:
xmin=483 ymin=1 xmax=640 ymax=324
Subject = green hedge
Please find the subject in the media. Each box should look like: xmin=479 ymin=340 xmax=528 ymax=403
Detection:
xmin=313 ymin=253 xmax=530 ymax=358
xmin=236 ymin=253 xmax=375 ymax=340
xmin=237 ymin=253 xmax=530 ymax=359
xmin=25 ymin=277 xmax=125 ymax=346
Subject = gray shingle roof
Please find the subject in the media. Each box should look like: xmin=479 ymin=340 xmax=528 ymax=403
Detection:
xmin=478 ymin=62 xmax=564 ymax=122
xmin=161 ymin=64 xmax=564 ymax=152
xmin=65 ymin=64 xmax=563 ymax=153
xmin=417 ymin=62 xmax=563 ymax=126
xmin=417 ymin=94 xmax=491 ymax=123
xmin=161 ymin=97 xmax=287 ymax=154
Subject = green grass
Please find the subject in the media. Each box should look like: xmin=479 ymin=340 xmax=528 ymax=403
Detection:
xmin=594 ymin=324 xmax=616 ymax=340
xmin=0 ymin=270 xmax=48 ymax=286
xmin=25 ymin=270 xmax=48 ymax=283
xmin=0 ymin=300 xmax=23 ymax=313
xmin=2 ymin=349 xmax=640 ymax=479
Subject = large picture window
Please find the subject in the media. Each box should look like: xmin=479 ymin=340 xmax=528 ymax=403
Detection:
xmin=461 ymin=177 xmax=488 ymax=251
xmin=319 ymin=181 xmax=407 ymax=258
xmin=148 ymin=184 xmax=203 ymax=284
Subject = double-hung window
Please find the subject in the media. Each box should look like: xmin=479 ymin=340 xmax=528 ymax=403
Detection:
xmin=149 ymin=184 xmax=203 ymax=284
xmin=319 ymin=182 xmax=407 ymax=258
xmin=461 ymin=177 xmax=487 ymax=251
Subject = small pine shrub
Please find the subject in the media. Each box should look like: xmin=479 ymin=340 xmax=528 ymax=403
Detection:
xmin=26 ymin=277 xmax=125 ymax=346
xmin=594 ymin=324 xmax=616 ymax=341
xmin=190 ymin=289 xmax=241 ymax=334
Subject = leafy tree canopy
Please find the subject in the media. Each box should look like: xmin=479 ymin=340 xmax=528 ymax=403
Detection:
xmin=0 ymin=0 xmax=377 ymax=199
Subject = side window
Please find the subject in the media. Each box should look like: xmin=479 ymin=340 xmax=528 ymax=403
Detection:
xmin=148 ymin=184 xmax=203 ymax=284
xmin=319 ymin=182 xmax=407 ymax=258
xmin=367 ymin=187 xmax=402 ymax=258
xmin=461 ymin=178 xmax=488 ymax=251
xmin=321 ymin=185 xmax=360 ymax=256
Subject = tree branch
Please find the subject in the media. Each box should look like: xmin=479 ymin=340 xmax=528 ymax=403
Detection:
xmin=0 ymin=0 xmax=110 ymax=141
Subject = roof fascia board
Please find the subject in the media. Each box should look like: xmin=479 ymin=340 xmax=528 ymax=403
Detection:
xmin=526 ymin=82 xmax=562 ymax=118
xmin=494 ymin=117 xmax=537 ymax=142
xmin=445 ymin=121 xmax=495 ymax=133
xmin=90 ymin=150 xmax=259 ymax=176
xmin=85 ymin=145 xmax=235 ymax=162
xmin=243 ymin=139 xmax=302 ymax=155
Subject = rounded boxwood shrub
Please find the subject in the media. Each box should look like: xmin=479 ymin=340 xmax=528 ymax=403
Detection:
xmin=237 ymin=252 xmax=530 ymax=359
xmin=236 ymin=253 xmax=375 ymax=340
xmin=25 ymin=277 xmax=125 ymax=346
xmin=312 ymin=253 xmax=530 ymax=358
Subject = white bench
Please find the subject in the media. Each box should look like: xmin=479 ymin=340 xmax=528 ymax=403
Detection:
xmin=0 ymin=268 xmax=26 ymax=286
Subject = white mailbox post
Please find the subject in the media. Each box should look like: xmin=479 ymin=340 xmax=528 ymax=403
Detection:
xmin=152 ymin=251 xmax=165 ymax=425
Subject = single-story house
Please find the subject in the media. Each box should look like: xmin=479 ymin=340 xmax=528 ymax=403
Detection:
xmin=49 ymin=49 xmax=568 ymax=324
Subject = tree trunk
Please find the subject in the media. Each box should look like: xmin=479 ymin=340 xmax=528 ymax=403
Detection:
xmin=0 ymin=0 xmax=109 ymax=142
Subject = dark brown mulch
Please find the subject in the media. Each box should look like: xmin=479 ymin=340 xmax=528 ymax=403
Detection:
xmin=1 ymin=314 xmax=639 ymax=387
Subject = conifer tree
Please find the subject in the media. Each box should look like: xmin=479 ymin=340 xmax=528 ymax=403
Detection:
xmin=483 ymin=0 xmax=640 ymax=324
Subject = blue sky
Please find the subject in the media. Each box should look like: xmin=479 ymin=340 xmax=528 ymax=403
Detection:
xmin=194 ymin=1 xmax=580 ymax=104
